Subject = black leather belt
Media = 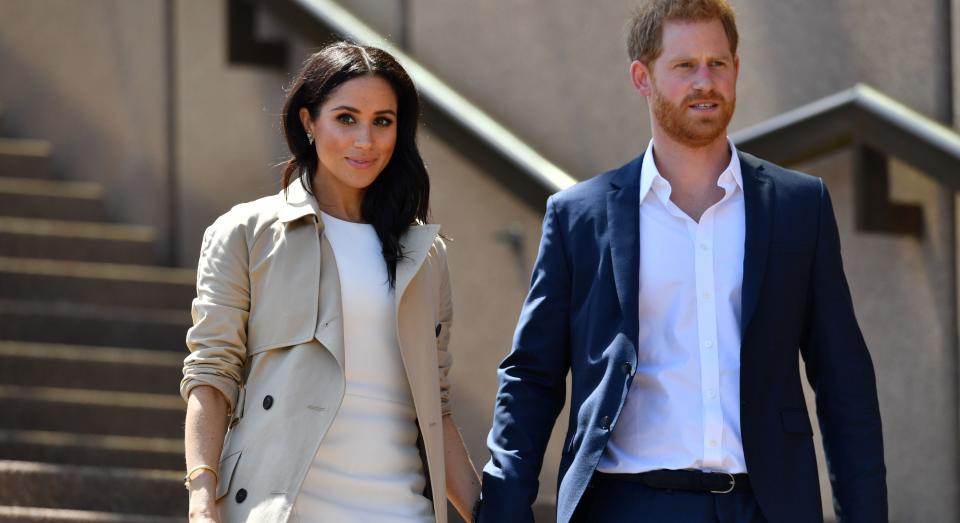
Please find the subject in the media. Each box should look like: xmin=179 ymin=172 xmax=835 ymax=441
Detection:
xmin=595 ymin=469 xmax=751 ymax=494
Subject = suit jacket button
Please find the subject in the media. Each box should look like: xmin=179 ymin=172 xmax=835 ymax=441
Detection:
xmin=263 ymin=395 xmax=274 ymax=410
xmin=599 ymin=416 xmax=611 ymax=430
xmin=235 ymin=488 xmax=247 ymax=503
xmin=622 ymin=362 xmax=633 ymax=375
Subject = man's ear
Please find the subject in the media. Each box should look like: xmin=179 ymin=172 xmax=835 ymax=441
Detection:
xmin=630 ymin=60 xmax=653 ymax=96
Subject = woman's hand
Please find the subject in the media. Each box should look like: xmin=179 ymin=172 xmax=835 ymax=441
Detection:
xmin=187 ymin=472 xmax=221 ymax=523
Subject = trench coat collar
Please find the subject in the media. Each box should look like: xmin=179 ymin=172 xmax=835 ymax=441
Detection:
xmin=278 ymin=177 xmax=441 ymax=299
xmin=278 ymin=177 xmax=322 ymax=224
xmin=396 ymin=223 xmax=441 ymax=301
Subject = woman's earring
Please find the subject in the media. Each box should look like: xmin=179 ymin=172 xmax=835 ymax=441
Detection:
xmin=307 ymin=132 xmax=315 ymax=145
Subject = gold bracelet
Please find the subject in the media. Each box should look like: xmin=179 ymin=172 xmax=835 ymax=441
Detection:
xmin=183 ymin=464 xmax=219 ymax=490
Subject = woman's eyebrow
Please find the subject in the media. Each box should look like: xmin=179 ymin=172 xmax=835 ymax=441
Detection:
xmin=330 ymin=105 xmax=397 ymax=117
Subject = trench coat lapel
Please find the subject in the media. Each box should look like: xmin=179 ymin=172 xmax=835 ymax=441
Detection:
xmin=395 ymin=224 xmax=442 ymax=303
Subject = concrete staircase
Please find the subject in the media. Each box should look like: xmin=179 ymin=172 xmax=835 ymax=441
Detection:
xmin=0 ymin=131 xmax=191 ymax=521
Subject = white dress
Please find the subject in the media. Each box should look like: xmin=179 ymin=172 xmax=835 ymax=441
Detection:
xmin=293 ymin=212 xmax=434 ymax=522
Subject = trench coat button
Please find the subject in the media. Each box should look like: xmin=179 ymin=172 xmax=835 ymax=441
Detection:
xmin=435 ymin=323 xmax=442 ymax=337
xmin=235 ymin=488 xmax=247 ymax=503
xmin=599 ymin=416 xmax=611 ymax=431
xmin=622 ymin=362 xmax=633 ymax=375
xmin=262 ymin=395 xmax=274 ymax=410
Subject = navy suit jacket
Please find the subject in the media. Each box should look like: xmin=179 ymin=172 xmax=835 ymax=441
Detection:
xmin=480 ymin=152 xmax=887 ymax=523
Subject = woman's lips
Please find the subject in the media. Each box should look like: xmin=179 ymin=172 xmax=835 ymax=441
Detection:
xmin=346 ymin=157 xmax=376 ymax=168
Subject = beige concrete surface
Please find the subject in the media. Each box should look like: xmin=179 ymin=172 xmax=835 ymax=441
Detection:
xmin=406 ymin=0 xmax=951 ymax=179
xmin=0 ymin=0 xmax=170 ymax=259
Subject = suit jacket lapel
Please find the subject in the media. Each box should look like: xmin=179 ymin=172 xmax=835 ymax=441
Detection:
xmin=607 ymin=156 xmax=642 ymax=330
xmin=739 ymin=152 xmax=774 ymax=337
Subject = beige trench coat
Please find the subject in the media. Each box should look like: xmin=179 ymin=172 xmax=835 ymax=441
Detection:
xmin=180 ymin=180 xmax=453 ymax=522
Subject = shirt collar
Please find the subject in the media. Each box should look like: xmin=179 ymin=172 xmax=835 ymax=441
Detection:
xmin=639 ymin=138 xmax=743 ymax=205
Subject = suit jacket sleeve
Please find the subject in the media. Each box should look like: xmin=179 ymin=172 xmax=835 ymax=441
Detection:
xmin=480 ymin=196 xmax=572 ymax=522
xmin=801 ymin=180 xmax=887 ymax=522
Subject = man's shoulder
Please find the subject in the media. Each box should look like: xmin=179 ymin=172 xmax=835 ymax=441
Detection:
xmin=739 ymin=151 xmax=822 ymax=194
xmin=550 ymin=155 xmax=642 ymax=210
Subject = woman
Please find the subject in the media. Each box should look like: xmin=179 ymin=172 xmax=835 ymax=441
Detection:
xmin=180 ymin=42 xmax=481 ymax=523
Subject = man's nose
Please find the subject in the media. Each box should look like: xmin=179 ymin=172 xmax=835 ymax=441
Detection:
xmin=691 ymin=64 xmax=715 ymax=90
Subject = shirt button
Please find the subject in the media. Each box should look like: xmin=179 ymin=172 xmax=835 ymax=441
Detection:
xmin=599 ymin=416 xmax=611 ymax=431
xmin=705 ymin=340 xmax=714 ymax=348
xmin=699 ymin=243 xmax=710 ymax=251
xmin=709 ymin=440 xmax=718 ymax=448
xmin=707 ymin=389 xmax=717 ymax=398
xmin=262 ymin=395 xmax=274 ymax=410
xmin=703 ymin=292 xmax=712 ymax=300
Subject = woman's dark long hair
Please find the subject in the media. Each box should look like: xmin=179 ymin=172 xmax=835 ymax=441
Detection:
xmin=281 ymin=42 xmax=430 ymax=287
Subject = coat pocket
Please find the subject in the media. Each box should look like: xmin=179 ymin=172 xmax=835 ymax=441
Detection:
xmin=215 ymin=450 xmax=242 ymax=500
xmin=780 ymin=408 xmax=814 ymax=435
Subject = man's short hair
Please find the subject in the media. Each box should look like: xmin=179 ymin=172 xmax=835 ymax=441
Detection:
xmin=627 ymin=0 xmax=739 ymax=65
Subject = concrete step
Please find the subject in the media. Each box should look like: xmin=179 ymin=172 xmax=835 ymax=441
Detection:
xmin=0 ymin=385 xmax=184 ymax=439
xmin=0 ymin=506 xmax=184 ymax=523
xmin=0 ymin=257 xmax=195 ymax=310
xmin=0 ymin=430 xmax=182 ymax=471
xmin=0 ymin=217 xmax=157 ymax=264
xmin=0 ymin=138 xmax=53 ymax=179
xmin=0 ymin=460 xmax=185 ymax=516
xmin=0 ymin=178 xmax=101 ymax=221
xmin=0 ymin=341 xmax=182 ymax=394
xmin=0 ymin=300 xmax=189 ymax=351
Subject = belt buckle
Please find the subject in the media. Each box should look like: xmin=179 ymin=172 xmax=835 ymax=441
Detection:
xmin=709 ymin=472 xmax=736 ymax=494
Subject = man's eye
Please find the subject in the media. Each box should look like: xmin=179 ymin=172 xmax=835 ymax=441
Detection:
xmin=336 ymin=114 xmax=356 ymax=124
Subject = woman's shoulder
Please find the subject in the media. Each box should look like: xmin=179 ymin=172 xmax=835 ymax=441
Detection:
xmin=204 ymin=192 xmax=286 ymax=244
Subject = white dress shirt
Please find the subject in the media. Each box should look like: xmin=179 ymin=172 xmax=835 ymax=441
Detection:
xmin=597 ymin=139 xmax=747 ymax=474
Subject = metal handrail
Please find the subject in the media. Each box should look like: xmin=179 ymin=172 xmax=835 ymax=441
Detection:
xmin=277 ymin=0 xmax=578 ymax=199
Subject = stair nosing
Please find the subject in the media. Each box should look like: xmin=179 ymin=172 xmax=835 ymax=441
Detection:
xmin=0 ymin=256 xmax=195 ymax=284
xmin=0 ymin=459 xmax=181 ymax=481
xmin=0 ymin=506 xmax=185 ymax=523
xmin=0 ymin=177 xmax=101 ymax=199
xmin=0 ymin=385 xmax=184 ymax=411
xmin=0 ymin=429 xmax=182 ymax=454
xmin=0 ymin=217 xmax=155 ymax=242
xmin=0 ymin=341 xmax=184 ymax=366
xmin=0 ymin=138 xmax=53 ymax=157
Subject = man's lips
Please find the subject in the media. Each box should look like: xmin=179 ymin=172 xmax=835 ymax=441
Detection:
xmin=688 ymin=101 xmax=720 ymax=111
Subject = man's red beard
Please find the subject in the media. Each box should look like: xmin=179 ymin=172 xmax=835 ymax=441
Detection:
xmin=650 ymin=84 xmax=735 ymax=149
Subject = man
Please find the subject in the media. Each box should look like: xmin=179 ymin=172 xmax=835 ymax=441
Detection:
xmin=478 ymin=1 xmax=887 ymax=522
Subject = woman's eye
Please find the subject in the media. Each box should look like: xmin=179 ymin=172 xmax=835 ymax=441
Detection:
xmin=374 ymin=117 xmax=394 ymax=127
xmin=336 ymin=113 xmax=356 ymax=124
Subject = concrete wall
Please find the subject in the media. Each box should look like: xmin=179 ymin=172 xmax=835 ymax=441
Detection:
xmin=0 ymin=0 xmax=170 ymax=259
xmin=376 ymin=0 xmax=952 ymax=177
